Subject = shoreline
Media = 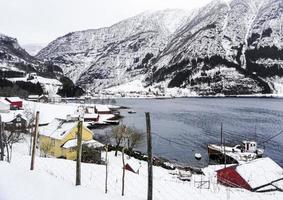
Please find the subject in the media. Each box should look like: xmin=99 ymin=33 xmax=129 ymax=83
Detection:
xmin=63 ymin=94 xmax=283 ymax=101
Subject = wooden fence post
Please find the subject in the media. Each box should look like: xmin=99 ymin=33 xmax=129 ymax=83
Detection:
xmin=30 ymin=111 xmax=40 ymax=170
xmin=145 ymin=112 xmax=153 ymax=200
xmin=0 ymin=115 xmax=4 ymax=161
xmin=121 ymin=147 xmax=125 ymax=196
xmin=105 ymin=144 xmax=108 ymax=194
xmin=76 ymin=120 xmax=83 ymax=186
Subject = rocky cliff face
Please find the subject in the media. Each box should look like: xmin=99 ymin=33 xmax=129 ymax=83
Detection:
xmin=0 ymin=34 xmax=62 ymax=78
xmin=37 ymin=0 xmax=283 ymax=96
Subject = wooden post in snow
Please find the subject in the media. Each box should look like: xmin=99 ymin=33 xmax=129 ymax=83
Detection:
xmin=220 ymin=122 xmax=223 ymax=146
xmin=105 ymin=144 xmax=108 ymax=194
xmin=145 ymin=112 xmax=153 ymax=200
xmin=0 ymin=115 xmax=4 ymax=161
xmin=76 ymin=120 xmax=83 ymax=186
xmin=224 ymin=134 xmax=227 ymax=168
xmin=121 ymin=147 xmax=125 ymax=196
xmin=30 ymin=111 xmax=40 ymax=170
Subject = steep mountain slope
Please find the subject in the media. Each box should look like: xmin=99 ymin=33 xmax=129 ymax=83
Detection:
xmin=37 ymin=9 xmax=195 ymax=90
xmin=23 ymin=43 xmax=46 ymax=56
xmin=0 ymin=34 xmax=63 ymax=78
xmin=38 ymin=0 xmax=283 ymax=96
xmin=151 ymin=0 xmax=283 ymax=95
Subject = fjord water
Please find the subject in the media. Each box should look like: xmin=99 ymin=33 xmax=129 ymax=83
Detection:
xmin=114 ymin=98 xmax=283 ymax=167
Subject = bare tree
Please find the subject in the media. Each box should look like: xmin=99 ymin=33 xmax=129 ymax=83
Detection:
xmin=127 ymin=127 xmax=144 ymax=151
xmin=111 ymin=124 xmax=126 ymax=156
xmin=2 ymin=129 xmax=24 ymax=162
xmin=23 ymin=105 xmax=35 ymax=155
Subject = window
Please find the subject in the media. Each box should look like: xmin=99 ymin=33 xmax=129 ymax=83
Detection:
xmin=16 ymin=123 xmax=21 ymax=127
xmin=16 ymin=117 xmax=21 ymax=122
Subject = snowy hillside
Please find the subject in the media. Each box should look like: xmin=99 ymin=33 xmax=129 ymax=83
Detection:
xmin=7 ymin=75 xmax=62 ymax=95
xmin=1 ymin=136 xmax=283 ymax=200
xmin=38 ymin=0 xmax=283 ymax=96
xmin=22 ymin=43 xmax=46 ymax=56
xmin=37 ymin=9 xmax=195 ymax=90
xmin=0 ymin=33 xmax=62 ymax=76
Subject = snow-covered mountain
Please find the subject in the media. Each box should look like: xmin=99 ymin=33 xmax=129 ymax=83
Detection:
xmin=22 ymin=43 xmax=46 ymax=56
xmin=37 ymin=9 xmax=194 ymax=90
xmin=37 ymin=0 xmax=283 ymax=96
xmin=0 ymin=33 xmax=62 ymax=77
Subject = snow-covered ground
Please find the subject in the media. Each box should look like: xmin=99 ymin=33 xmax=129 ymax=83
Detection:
xmin=7 ymin=75 xmax=62 ymax=95
xmin=0 ymin=136 xmax=282 ymax=200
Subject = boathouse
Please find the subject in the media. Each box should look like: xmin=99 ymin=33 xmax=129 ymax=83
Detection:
xmin=217 ymin=157 xmax=283 ymax=192
xmin=95 ymin=105 xmax=111 ymax=114
xmin=5 ymin=97 xmax=23 ymax=109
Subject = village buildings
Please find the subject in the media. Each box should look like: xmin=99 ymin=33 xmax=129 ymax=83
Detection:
xmin=39 ymin=117 xmax=102 ymax=161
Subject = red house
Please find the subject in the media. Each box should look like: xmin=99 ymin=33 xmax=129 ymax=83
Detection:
xmin=217 ymin=157 xmax=283 ymax=192
xmin=5 ymin=97 xmax=23 ymax=109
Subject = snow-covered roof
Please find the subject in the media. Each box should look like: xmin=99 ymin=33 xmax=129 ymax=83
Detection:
xmin=28 ymin=95 xmax=39 ymax=99
xmin=39 ymin=95 xmax=48 ymax=98
xmin=40 ymin=118 xmax=78 ymax=140
xmin=0 ymin=113 xmax=26 ymax=123
xmin=0 ymin=99 xmax=11 ymax=105
xmin=62 ymin=139 xmax=104 ymax=149
xmin=84 ymin=113 xmax=99 ymax=119
xmin=236 ymin=157 xmax=283 ymax=190
xmin=49 ymin=94 xmax=61 ymax=98
xmin=126 ymin=158 xmax=142 ymax=172
xmin=95 ymin=105 xmax=110 ymax=112
xmin=6 ymin=97 xmax=22 ymax=102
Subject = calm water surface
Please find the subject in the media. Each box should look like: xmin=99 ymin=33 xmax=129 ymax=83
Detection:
xmin=97 ymin=98 xmax=283 ymax=167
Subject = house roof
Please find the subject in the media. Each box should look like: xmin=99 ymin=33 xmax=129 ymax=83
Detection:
xmin=235 ymin=157 xmax=283 ymax=190
xmin=95 ymin=105 xmax=110 ymax=112
xmin=39 ymin=95 xmax=48 ymax=98
xmin=84 ymin=113 xmax=99 ymax=119
xmin=5 ymin=97 xmax=22 ymax=102
xmin=28 ymin=95 xmax=39 ymax=99
xmin=40 ymin=118 xmax=78 ymax=140
xmin=62 ymin=139 xmax=104 ymax=149
xmin=49 ymin=94 xmax=61 ymax=98
xmin=0 ymin=99 xmax=11 ymax=105
xmin=1 ymin=113 xmax=27 ymax=123
xmin=40 ymin=118 xmax=94 ymax=140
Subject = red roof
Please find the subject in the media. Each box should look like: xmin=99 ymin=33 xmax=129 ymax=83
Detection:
xmin=217 ymin=166 xmax=252 ymax=191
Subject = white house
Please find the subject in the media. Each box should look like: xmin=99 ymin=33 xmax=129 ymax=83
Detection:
xmin=49 ymin=94 xmax=62 ymax=103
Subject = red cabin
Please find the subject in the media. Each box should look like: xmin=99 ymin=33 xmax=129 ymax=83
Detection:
xmin=5 ymin=97 xmax=23 ymax=109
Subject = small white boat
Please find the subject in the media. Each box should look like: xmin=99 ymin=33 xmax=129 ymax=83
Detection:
xmin=208 ymin=140 xmax=264 ymax=164
xmin=128 ymin=110 xmax=136 ymax=114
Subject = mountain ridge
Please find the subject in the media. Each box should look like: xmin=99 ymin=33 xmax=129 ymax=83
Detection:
xmin=37 ymin=0 xmax=283 ymax=96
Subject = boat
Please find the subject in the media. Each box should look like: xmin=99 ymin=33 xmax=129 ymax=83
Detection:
xmin=128 ymin=110 xmax=136 ymax=114
xmin=208 ymin=140 xmax=264 ymax=164
xmin=104 ymin=119 xmax=119 ymax=125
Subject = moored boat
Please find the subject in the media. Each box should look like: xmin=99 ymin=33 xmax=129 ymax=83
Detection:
xmin=208 ymin=140 xmax=264 ymax=164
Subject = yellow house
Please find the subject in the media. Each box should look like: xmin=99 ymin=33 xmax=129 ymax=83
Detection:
xmin=39 ymin=118 xmax=97 ymax=160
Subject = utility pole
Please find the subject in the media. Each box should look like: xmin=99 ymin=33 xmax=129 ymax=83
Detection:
xmin=0 ymin=115 xmax=4 ymax=161
xmin=30 ymin=111 xmax=40 ymax=170
xmin=145 ymin=112 xmax=153 ymax=200
xmin=76 ymin=120 xmax=83 ymax=186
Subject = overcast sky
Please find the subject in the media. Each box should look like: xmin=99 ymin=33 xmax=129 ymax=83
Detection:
xmin=0 ymin=0 xmax=212 ymax=45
